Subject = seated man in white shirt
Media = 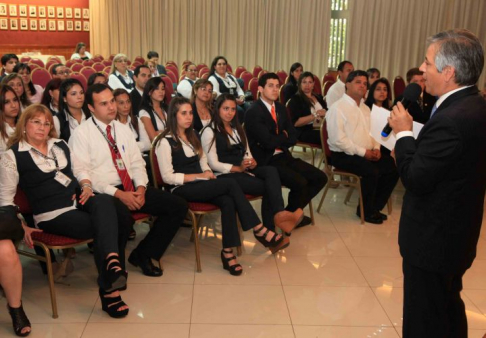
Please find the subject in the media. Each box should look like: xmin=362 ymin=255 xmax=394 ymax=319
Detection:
xmin=326 ymin=60 xmax=354 ymax=108
xmin=326 ymin=70 xmax=399 ymax=224
xmin=69 ymin=84 xmax=188 ymax=277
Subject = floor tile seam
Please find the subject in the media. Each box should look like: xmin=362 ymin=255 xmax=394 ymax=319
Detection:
xmin=369 ymin=286 xmax=402 ymax=328
xmin=80 ymin=290 xmax=98 ymax=337
xmin=462 ymin=291 xmax=486 ymax=318
xmin=273 ymin=253 xmax=297 ymax=337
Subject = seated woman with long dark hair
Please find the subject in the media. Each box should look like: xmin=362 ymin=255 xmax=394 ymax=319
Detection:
xmin=2 ymin=73 xmax=31 ymax=111
xmin=87 ymin=73 xmax=108 ymax=87
xmin=156 ymin=97 xmax=295 ymax=275
xmin=281 ymin=62 xmax=303 ymax=104
xmin=54 ymin=78 xmax=91 ymax=142
xmin=364 ymin=78 xmax=391 ymax=110
xmin=287 ymin=71 xmax=327 ymax=144
xmin=13 ymin=63 xmax=44 ymax=104
xmin=41 ymin=78 xmax=62 ymax=115
xmin=0 ymin=85 xmax=20 ymax=153
xmin=139 ymin=77 xmax=168 ymax=142
xmin=201 ymin=93 xmax=303 ymax=233
xmin=0 ymin=104 xmax=130 ymax=318
xmin=190 ymin=79 xmax=213 ymax=133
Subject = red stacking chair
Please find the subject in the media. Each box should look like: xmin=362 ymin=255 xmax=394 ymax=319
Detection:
xmin=82 ymin=60 xmax=94 ymax=67
xmin=393 ymin=76 xmax=406 ymax=101
xmin=258 ymin=70 xmax=267 ymax=79
xmin=29 ymin=58 xmax=45 ymax=68
xmin=240 ymin=71 xmax=253 ymax=91
xmin=198 ymin=67 xmax=209 ymax=79
xmin=313 ymin=74 xmax=322 ymax=96
xmin=323 ymin=80 xmax=335 ymax=98
xmin=92 ymin=63 xmax=105 ymax=72
xmin=200 ymin=73 xmax=209 ymax=80
xmin=134 ymin=56 xmax=145 ymax=64
xmin=80 ymin=66 xmax=96 ymax=80
xmin=165 ymin=70 xmax=178 ymax=85
xmin=70 ymin=73 xmax=87 ymax=90
xmin=103 ymin=66 xmax=111 ymax=74
xmin=31 ymin=68 xmax=52 ymax=88
xmin=65 ymin=60 xmax=75 ymax=68
xmin=160 ymin=75 xmax=174 ymax=104
xmin=276 ymin=70 xmax=288 ymax=85
xmin=234 ymin=66 xmax=247 ymax=78
xmin=101 ymin=60 xmax=112 ymax=67
xmin=108 ymin=54 xmax=116 ymax=61
xmin=166 ymin=60 xmax=178 ymax=68
xmin=165 ymin=65 xmax=179 ymax=82
xmin=252 ymin=65 xmax=263 ymax=78
xmin=248 ymin=77 xmax=259 ymax=101
xmin=226 ymin=64 xmax=233 ymax=74
xmin=20 ymin=56 xmax=31 ymax=63
xmin=196 ymin=63 xmax=208 ymax=72
xmin=70 ymin=63 xmax=83 ymax=73
xmin=93 ymin=54 xmax=104 ymax=61
xmin=45 ymin=60 xmax=58 ymax=73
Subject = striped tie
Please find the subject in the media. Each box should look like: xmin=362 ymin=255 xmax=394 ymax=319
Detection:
xmin=106 ymin=125 xmax=134 ymax=192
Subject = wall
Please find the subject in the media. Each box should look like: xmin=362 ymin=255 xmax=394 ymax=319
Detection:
xmin=0 ymin=0 xmax=90 ymax=61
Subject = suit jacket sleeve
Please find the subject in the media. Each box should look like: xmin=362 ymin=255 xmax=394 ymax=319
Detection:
xmin=395 ymin=116 xmax=462 ymax=196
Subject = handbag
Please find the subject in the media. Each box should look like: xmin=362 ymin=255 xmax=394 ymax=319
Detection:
xmin=0 ymin=205 xmax=24 ymax=241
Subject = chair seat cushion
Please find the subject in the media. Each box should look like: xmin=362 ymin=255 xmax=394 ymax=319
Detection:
xmin=296 ymin=141 xmax=320 ymax=148
xmin=132 ymin=212 xmax=150 ymax=221
xmin=32 ymin=232 xmax=91 ymax=247
xmin=188 ymin=202 xmax=220 ymax=212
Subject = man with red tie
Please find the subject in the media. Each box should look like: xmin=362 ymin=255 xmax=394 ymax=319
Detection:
xmin=244 ymin=73 xmax=327 ymax=228
xmin=70 ymin=84 xmax=188 ymax=277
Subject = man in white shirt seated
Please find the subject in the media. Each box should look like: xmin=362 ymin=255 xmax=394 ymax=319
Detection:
xmin=326 ymin=70 xmax=399 ymax=224
xmin=69 ymin=83 xmax=188 ymax=277
xmin=326 ymin=60 xmax=354 ymax=108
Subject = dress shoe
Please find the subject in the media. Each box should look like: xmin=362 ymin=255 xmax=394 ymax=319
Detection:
xmin=356 ymin=209 xmax=383 ymax=225
xmin=128 ymin=249 xmax=163 ymax=277
xmin=377 ymin=212 xmax=388 ymax=221
xmin=296 ymin=216 xmax=312 ymax=228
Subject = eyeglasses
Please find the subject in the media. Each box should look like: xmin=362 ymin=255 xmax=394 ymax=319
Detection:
xmin=199 ymin=87 xmax=213 ymax=93
xmin=188 ymin=69 xmax=197 ymax=72
xmin=58 ymin=70 xmax=71 ymax=75
xmin=29 ymin=119 xmax=52 ymax=128
xmin=116 ymin=59 xmax=128 ymax=63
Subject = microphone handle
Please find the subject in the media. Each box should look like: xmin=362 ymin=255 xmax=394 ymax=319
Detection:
xmin=381 ymin=98 xmax=413 ymax=137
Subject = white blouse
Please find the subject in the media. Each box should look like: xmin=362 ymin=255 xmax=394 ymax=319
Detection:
xmin=108 ymin=71 xmax=134 ymax=93
xmin=119 ymin=116 xmax=151 ymax=153
xmin=139 ymin=108 xmax=167 ymax=132
xmin=53 ymin=110 xmax=87 ymax=140
xmin=0 ymin=123 xmax=15 ymax=154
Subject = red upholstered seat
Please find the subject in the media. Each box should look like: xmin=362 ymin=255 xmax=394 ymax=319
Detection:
xmin=31 ymin=232 xmax=89 ymax=247
xmin=31 ymin=68 xmax=52 ymax=89
xmin=188 ymin=202 xmax=220 ymax=212
xmin=132 ymin=212 xmax=150 ymax=221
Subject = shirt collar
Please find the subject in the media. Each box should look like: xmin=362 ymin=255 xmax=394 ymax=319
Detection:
xmin=91 ymin=115 xmax=115 ymax=130
xmin=435 ymin=85 xmax=472 ymax=109
xmin=18 ymin=138 xmax=60 ymax=152
xmin=343 ymin=93 xmax=364 ymax=107
xmin=259 ymin=98 xmax=275 ymax=113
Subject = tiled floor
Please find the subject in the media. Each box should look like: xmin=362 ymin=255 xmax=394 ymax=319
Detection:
xmin=1 ymin=155 xmax=486 ymax=337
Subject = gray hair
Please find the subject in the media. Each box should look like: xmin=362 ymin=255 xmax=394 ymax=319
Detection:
xmin=426 ymin=29 xmax=484 ymax=86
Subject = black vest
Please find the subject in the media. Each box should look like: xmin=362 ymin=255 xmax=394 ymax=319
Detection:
xmin=210 ymin=74 xmax=239 ymax=95
xmin=166 ymin=137 xmax=203 ymax=190
xmin=116 ymin=70 xmax=135 ymax=90
xmin=145 ymin=108 xmax=166 ymax=132
xmin=12 ymin=141 xmax=78 ymax=216
xmin=214 ymin=130 xmax=245 ymax=167
xmin=56 ymin=110 xmax=90 ymax=142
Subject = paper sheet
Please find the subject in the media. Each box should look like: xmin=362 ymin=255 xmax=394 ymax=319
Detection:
xmin=370 ymin=105 xmax=424 ymax=151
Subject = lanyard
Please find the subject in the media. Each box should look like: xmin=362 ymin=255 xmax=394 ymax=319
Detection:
xmin=92 ymin=119 xmax=119 ymax=153
xmin=153 ymin=109 xmax=167 ymax=129
xmin=227 ymin=129 xmax=242 ymax=145
xmin=30 ymin=146 xmax=60 ymax=171
xmin=180 ymin=137 xmax=197 ymax=155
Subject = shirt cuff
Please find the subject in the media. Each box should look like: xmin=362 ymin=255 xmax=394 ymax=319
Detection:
xmin=175 ymin=173 xmax=185 ymax=186
xmin=356 ymin=146 xmax=367 ymax=157
xmin=105 ymin=185 xmax=118 ymax=196
xmin=396 ymin=131 xmax=414 ymax=140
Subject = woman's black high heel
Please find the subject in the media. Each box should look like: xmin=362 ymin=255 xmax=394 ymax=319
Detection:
xmin=7 ymin=303 xmax=31 ymax=337
xmin=253 ymin=225 xmax=290 ymax=254
xmin=102 ymin=256 xmax=127 ymax=293
xmin=99 ymin=289 xmax=129 ymax=318
xmin=221 ymin=249 xmax=243 ymax=276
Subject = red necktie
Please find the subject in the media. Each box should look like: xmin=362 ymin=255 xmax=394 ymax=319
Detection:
xmin=106 ymin=125 xmax=134 ymax=192
xmin=270 ymin=105 xmax=278 ymax=133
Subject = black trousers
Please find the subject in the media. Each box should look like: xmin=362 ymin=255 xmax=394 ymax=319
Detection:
xmin=331 ymin=151 xmax=399 ymax=216
xmin=402 ymin=260 xmax=468 ymax=338
xmin=297 ymin=128 xmax=321 ymax=145
xmin=219 ymin=166 xmax=285 ymax=230
xmin=37 ymin=194 xmax=131 ymax=290
xmin=127 ymin=187 xmax=188 ymax=260
xmin=268 ymin=152 xmax=327 ymax=211
xmin=173 ymin=178 xmax=261 ymax=248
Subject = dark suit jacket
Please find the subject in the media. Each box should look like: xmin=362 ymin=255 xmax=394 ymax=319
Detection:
xmin=394 ymin=91 xmax=437 ymax=124
xmin=396 ymin=86 xmax=486 ymax=274
xmin=130 ymin=89 xmax=143 ymax=116
xmin=157 ymin=64 xmax=167 ymax=76
xmin=281 ymin=82 xmax=297 ymax=104
xmin=244 ymin=99 xmax=297 ymax=166
xmin=287 ymin=93 xmax=327 ymax=136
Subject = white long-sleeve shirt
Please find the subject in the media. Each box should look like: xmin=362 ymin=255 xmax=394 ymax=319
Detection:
xmin=69 ymin=116 xmax=148 ymax=196
xmin=325 ymin=78 xmax=345 ymax=108
xmin=326 ymin=94 xmax=380 ymax=157
xmin=108 ymin=71 xmax=134 ymax=92
xmin=119 ymin=116 xmax=151 ymax=153
xmin=208 ymin=73 xmax=244 ymax=98
xmin=176 ymin=77 xmax=199 ymax=99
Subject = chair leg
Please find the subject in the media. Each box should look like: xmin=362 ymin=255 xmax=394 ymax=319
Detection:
xmin=317 ymin=180 xmax=331 ymax=212
xmin=358 ymin=185 xmax=365 ymax=225
xmin=387 ymin=197 xmax=393 ymax=215
xmin=311 ymin=148 xmax=315 ymax=166
xmin=344 ymin=185 xmax=355 ymax=205
xmin=189 ymin=212 xmax=202 ymax=272
xmin=42 ymin=244 xmax=58 ymax=318
xmin=308 ymin=200 xmax=315 ymax=225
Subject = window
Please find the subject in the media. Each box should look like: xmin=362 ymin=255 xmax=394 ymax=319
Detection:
xmin=328 ymin=0 xmax=349 ymax=69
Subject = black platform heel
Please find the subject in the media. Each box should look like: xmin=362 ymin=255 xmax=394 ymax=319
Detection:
xmin=99 ymin=289 xmax=129 ymax=318
xmin=103 ymin=256 xmax=127 ymax=293
xmin=221 ymin=249 xmax=243 ymax=276
xmin=253 ymin=225 xmax=290 ymax=254
xmin=8 ymin=303 xmax=31 ymax=337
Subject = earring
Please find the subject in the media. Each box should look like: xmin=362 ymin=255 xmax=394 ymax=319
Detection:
xmin=23 ymin=130 xmax=26 ymax=133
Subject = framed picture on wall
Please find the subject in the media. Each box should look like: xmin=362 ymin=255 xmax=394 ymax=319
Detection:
xmin=20 ymin=18 xmax=28 ymax=30
xmin=66 ymin=20 xmax=73 ymax=31
xmin=83 ymin=8 xmax=89 ymax=19
xmin=30 ymin=19 xmax=37 ymax=30
xmin=74 ymin=8 xmax=81 ymax=19
xmin=47 ymin=6 xmax=55 ymax=18
xmin=9 ymin=4 xmax=17 ymax=16
xmin=19 ymin=5 xmax=27 ymax=17
xmin=0 ymin=4 xmax=6 ymax=16
xmin=29 ymin=5 xmax=36 ymax=17
xmin=57 ymin=20 xmax=64 ymax=31
xmin=75 ymin=20 xmax=81 ymax=31
xmin=65 ymin=8 xmax=72 ymax=18
xmin=10 ymin=18 xmax=18 ymax=30
xmin=39 ymin=19 xmax=46 ymax=31
xmin=0 ymin=18 xmax=7 ymax=30
xmin=48 ymin=20 xmax=56 ymax=31
xmin=57 ymin=7 xmax=63 ymax=18
xmin=83 ymin=21 xmax=89 ymax=31
xmin=38 ymin=6 xmax=46 ymax=18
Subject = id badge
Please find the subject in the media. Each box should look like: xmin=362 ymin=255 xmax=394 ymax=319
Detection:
xmin=116 ymin=158 xmax=126 ymax=170
xmin=54 ymin=171 xmax=72 ymax=187
xmin=229 ymin=88 xmax=235 ymax=95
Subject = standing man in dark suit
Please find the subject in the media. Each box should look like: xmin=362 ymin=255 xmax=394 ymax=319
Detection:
xmin=245 ymin=73 xmax=327 ymax=227
xmin=389 ymin=29 xmax=486 ymax=338
xmin=147 ymin=51 xmax=167 ymax=76
xmin=130 ymin=65 xmax=151 ymax=116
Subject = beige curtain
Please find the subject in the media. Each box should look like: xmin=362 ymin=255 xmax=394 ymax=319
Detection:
xmin=89 ymin=0 xmax=332 ymax=77
xmin=346 ymin=0 xmax=486 ymax=89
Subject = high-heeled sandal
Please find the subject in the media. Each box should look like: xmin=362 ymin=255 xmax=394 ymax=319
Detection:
xmin=220 ymin=249 xmax=243 ymax=276
xmin=7 ymin=303 xmax=31 ymax=337
xmin=102 ymin=256 xmax=127 ymax=293
xmin=99 ymin=288 xmax=129 ymax=318
xmin=253 ymin=225 xmax=290 ymax=253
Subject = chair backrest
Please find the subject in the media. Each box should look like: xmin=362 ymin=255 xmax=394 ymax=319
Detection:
xmin=29 ymin=58 xmax=45 ymax=68
xmin=276 ymin=70 xmax=288 ymax=85
xmin=31 ymin=68 xmax=52 ymax=88
xmin=70 ymin=63 xmax=83 ymax=72
xmin=92 ymin=63 xmax=105 ymax=72
xmin=252 ymin=65 xmax=263 ymax=78
xmin=320 ymin=119 xmax=332 ymax=169
xmin=101 ymin=60 xmax=112 ymax=67
xmin=14 ymin=186 xmax=32 ymax=214
xmin=322 ymin=71 xmax=338 ymax=84
xmin=20 ymin=56 xmax=31 ymax=63
xmin=198 ymin=67 xmax=209 ymax=78
xmin=65 ymin=60 xmax=75 ymax=68
xmin=165 ymin=69 xmax=178 ymax=85
xmin=196 ymin=63 xmax=207 ymax=72
xmin=279 ymin=85 xmax=285 ymax=104
xmin=166 ymin=60 xmax=178 ymax=68
xmin=92 ymin=56 xmax=103 ymax=63
xmin=240 ymin=71 xmax=253 ymax=91
xmin=226 ymin=64 xmax=233 ymax=74
xmin=323 ymin=80 xmax=335 ymax=98
xmin=134 ymin=56 xmax=145 ymax=64
xmin=149 ymin=133 xmax=166 ymax=189
xmin=109 ymin=54 xmax=116 ymax=61
xmin=313 ymin=74 xmax=322 ymax=96
xmin=166 ymin=65 xmax=179 ymax=81
xmin=45 ymin=60 xmax=58 ymax=73
xmin=80 ymin=66 xmax=96 ymax=80
xmin=248 ymin=77 xmax=259 ymax=101
xmin=235 ymin=66 xmax=247 ymax=78
xmin=82 ymin=60 xmax=94 ymax=67
xmin=70 ymin=73 xmax=87 ymax=91
xmin=200 ymin=72 xmax=209 ymax=80
xmin=160 ymin=75 xmax=174 ymax=104
xmin=28 ymin=63 xmax=40 ymax=70
xmin=393 ymin=76 xmax=406 ymax=100
xmin=258 ymin=70 xmax=267 ymax=79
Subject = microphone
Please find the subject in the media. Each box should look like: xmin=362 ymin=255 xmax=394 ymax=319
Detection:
xmin=381 ymin=82 xmax=422 ymax=137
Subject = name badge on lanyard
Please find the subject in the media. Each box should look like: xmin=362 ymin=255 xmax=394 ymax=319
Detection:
xmin=116 ymin=158 xmax=126 ymax=170
xmin=32 ymin=146 xmax=72 ymax=187
xmin=54 ymin=171 xmax=72 ymax=187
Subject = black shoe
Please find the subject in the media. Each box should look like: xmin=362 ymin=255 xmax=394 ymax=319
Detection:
xmin=7 ymin=303 xmax=31 ymax=337
xmin=377 ymin=212 xmax=388 ymax=221
xmin=99 ymin=288 xmax=129 ymax=318
xmin=356 ymin=209 xmax=383 ymax=224
xmin=296 ymin=216 xmax=312 ymax=228
xmin=128 ymin=249 xmax=163 ymax=277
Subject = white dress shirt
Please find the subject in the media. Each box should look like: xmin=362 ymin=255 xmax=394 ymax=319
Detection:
xmin=200 ymin=124 xmax=253 ymax=174
xmin=119 ymin=116 xmax=151 ymax=152
xmin=29 ymin=84 xmax=44 ymax=104
xmin=326 ymin=78 xmax=345 ymax=108
xmin=69 ymin=116 xmax=148 ymax=196
xmin=70 ymin=51 xmax=92 ymax=60
xmin=177 ymin=77 xmax=199 ymax=99
xmin=139 ymin=108 xmax=167 ymax=132
xmin=326 ymin=94 xmax=380 ymax=157
xmin=53 ymin=110 xmax=87 ymax=139
xmin=0 ymin=138 xmax=89 ymax=225
xmin=108 ymin=71 xmax=134 ymax=92
xmin=209 ymin=73 xmax=245 ymax=98
xmin=0 ymin=123 xmax=15 ymax=153
xmin=156 ymin=134 xmax=211 ymax=188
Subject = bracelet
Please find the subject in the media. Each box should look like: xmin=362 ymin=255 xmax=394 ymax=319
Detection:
xmin=81 ymin=183 xmax=92 ymax=191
